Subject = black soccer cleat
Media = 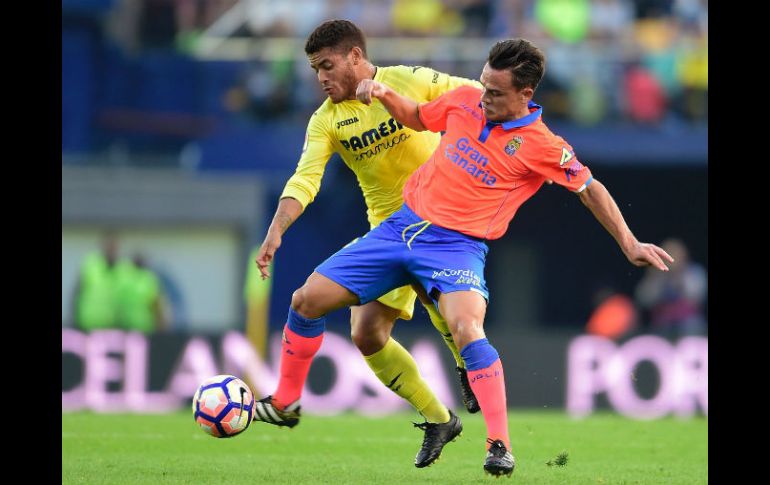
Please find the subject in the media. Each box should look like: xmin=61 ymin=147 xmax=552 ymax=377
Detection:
xmin=252 ymin=395 xmax=301 ymax=428
xmin=413 ymin=410 xmax=463 ymax=468
xmin=456 ymin=366 xmax=481 ymax=413
xmin=484 ymin=439 xmax=515 ymax=477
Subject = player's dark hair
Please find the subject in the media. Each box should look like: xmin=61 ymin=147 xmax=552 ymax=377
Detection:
xmin=487 ymin=39 xmax=545 ymax=91
xmin=305 ymin=20 xmax=368 ymax=58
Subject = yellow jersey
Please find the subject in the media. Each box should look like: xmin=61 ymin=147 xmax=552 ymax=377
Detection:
xmin=281 ymin=65 xmax=481 ymax=227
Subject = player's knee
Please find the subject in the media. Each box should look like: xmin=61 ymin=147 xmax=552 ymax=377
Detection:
xmin=350 ymin=326 xmax=386 ymax=355
xmin=449 ymin=316 xmax=486 ymax=349
xmin=350 ymin=316 xmax=391 ymax=356
xmin=290 ymin=286 xmax=324 ymax=319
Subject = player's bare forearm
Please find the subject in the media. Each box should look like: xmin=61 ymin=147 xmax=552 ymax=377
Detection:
xmin=356 ymin=79 xmax=426 ymax=131
xmin=257 ymin=197 xmax=305 ymax=279
xmin=578 ymin=180 xmax=673 ymax=271
xmin=377 ymin=89 xmax=425 ymax=131
xmin=578 ymin=180 xmax=637 ymax=254
xmin=268 ymin=197 xmax=304 ymax=236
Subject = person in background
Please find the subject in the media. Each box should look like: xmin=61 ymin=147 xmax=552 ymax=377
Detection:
xmin=115 ymin=252 xmax=170 ymax=334
xmin=585 ymin=286 xmax=638 ymax=340
xmin=635 ymin=238 xmax=707 ymax=338
xmin=72 ymin=232 xmax=121 ymax=332
xmin=72 ymin=234 xmax=169 ymax=334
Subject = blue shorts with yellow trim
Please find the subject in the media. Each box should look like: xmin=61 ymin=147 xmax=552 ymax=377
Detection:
xmin=315 ymin=204 xmax=489 ymax=307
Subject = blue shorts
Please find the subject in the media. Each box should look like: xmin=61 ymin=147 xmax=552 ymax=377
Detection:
xmin=315 ymin=203 xmax=489 ymax=307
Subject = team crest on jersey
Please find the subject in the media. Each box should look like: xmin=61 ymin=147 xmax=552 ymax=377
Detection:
xmin=504 ymin=136 xmax=523 ymax=156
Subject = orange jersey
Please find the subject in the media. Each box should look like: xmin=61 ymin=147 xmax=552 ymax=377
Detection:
xmin=403 ymin=86 xmax=593 ymax=240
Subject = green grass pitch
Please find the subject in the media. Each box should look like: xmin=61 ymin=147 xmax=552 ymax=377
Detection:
xmin=62 ymin=410 xmax=707 ymax=484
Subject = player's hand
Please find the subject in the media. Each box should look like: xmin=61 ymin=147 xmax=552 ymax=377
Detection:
xmin=356 ymin=79 xmax=388 ymax=105
xmin=624 ymin=241 xmax=674 ymax=272
xmin=256 ymin=231 xmax=282 ymax=279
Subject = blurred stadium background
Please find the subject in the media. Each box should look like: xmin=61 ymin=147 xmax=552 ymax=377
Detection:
xmin=62 ymin=0 xmax=707 ymax=422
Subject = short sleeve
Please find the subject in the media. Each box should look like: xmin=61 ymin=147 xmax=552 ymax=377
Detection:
xmin=526 ymin=136 xmax=593 ymax=192
xmin=417 ymin=87 xmax=468 ymax=133
xmin=408 ymin=66 xmax=482 ymax=102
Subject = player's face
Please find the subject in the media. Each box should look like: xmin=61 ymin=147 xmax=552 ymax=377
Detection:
xmin=479 ymin=63 xmax=532 ymax=122
xmin=307 ymin=47 xmax=358 ymax=103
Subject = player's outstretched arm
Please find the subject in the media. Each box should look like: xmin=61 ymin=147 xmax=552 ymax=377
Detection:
xmin=256 ymin=197 xmax=304 ymax=279
xmin=356 ymin=79 xmax=426 ymax=131
xmin=577 ymin=179 xmax=674 ymax=271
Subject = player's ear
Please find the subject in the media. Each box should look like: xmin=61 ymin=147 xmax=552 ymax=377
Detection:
xmin=350 ymin=46 xmax=363 ymax=65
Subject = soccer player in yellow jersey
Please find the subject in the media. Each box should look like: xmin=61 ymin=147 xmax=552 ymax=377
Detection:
xmin=253 ymin=20 xmax=480 ymax=467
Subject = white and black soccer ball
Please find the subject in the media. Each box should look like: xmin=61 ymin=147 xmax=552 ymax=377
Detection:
xmin=192 ymin=375 xmax=255 ymax=438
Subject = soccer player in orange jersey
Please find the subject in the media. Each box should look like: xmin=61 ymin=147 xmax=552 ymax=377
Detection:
xmin=258 ymin=38 xmax=674 ymax=477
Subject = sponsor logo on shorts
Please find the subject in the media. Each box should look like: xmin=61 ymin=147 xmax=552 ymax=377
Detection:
xmin=432 ymin=268 xmax=482 ymax=287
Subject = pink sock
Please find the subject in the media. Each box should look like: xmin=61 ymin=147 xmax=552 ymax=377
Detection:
xmin=272 ymin=325 xmax=323 ymax=409
xmin=467 ymin=359 xmax=510 ymax=450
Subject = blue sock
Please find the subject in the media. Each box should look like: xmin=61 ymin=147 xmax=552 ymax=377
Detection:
xmin=460 ymin=338 xmax=500 ymax=371
xmin=286 ymin=307 xmax=326 ymax=338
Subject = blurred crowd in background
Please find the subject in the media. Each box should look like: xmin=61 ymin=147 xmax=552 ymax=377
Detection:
xmin=63 ymin=0 xmax=707 ymax=156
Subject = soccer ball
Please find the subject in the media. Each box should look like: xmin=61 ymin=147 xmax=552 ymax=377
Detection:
xmin=192 ymin=375 xmax=255 ymax=438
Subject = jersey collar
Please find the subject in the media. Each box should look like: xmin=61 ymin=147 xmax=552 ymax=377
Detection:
xmin=477 ymin=101 xmax=542 ymax=142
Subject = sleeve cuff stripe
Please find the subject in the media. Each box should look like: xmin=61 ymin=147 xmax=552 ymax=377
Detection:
xmin=575 ymin=175 xmax=594 ymax=193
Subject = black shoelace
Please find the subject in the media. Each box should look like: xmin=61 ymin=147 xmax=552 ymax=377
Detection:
xmin=486 ymin=438 xmax=507 ymax=456
xmin=414 ymin=421 xmax=441 ymax=445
